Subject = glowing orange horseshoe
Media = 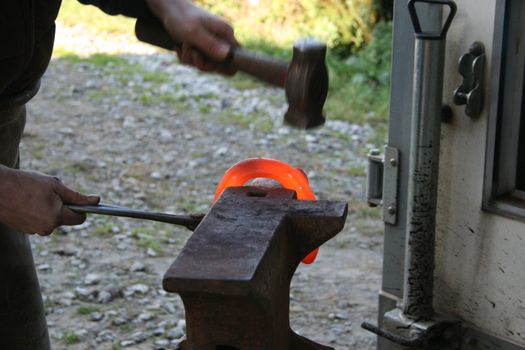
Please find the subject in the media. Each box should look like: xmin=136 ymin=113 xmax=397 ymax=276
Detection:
xmin=214 ymin=158 xmax=319 ymax=264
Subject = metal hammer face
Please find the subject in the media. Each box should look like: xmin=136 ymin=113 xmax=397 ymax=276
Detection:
xmin=285 ymin=38 xmax=329 ymax=129
xmin=228 ymin=38 xmax=329 ymax=129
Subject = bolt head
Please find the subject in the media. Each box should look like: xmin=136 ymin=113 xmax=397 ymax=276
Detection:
xmin=387 ymin=205 xmax=396 ymax=215
xmin=389 ymin=158 xmax=397 ymax=167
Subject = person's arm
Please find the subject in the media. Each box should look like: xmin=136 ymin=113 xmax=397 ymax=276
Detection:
xmin=0 ymin=165 xmax=100 ymax=235
xmin=78 ymin=0 xmax=238 ymax=73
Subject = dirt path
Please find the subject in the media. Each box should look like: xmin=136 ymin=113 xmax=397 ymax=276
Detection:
xmin=21 ymin=26 xmax=384 ymax=350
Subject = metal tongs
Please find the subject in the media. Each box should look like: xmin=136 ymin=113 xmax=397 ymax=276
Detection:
xmin=67 ymin=204 xmax=204 ymax=231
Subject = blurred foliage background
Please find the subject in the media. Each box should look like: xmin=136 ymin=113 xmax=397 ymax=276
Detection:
xmin=57 ymin=0 xmax=393 ymax=135
xmin=197 ymin=0 xmax=374 ymax=52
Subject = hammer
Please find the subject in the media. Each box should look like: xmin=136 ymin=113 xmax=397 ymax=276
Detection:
xmin=135 ymin=18 xmax=328 ymax=129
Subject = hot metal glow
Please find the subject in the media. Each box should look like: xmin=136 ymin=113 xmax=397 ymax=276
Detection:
xmin=214 ymin=158 xmax=319 ymax=264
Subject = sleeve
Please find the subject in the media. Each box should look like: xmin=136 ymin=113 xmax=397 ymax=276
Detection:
xmin=77 ymin=0 xmax=154 ymax=19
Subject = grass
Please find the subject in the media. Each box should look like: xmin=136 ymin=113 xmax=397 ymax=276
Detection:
xmin=61 ymin=333 xmax=81 ymax=345
xmin=94 ymin=221 xmax=120 ymax=235
xmin=352 ymin=202 xmax=383 ymax=219
xmin=119 ymin=323 xmax=133 ymax=332
xmin=60 ymin=51 xmax=129 ymax=67
xmin=43 ymin=298 xmax=59 ymax=309
xmin=57 ymin=0 xmax=134 ymax=35
xmin=29 ymin=143 xmax=47 ymax=160
xmin=354 ymin=218 xmax=383 ymax=236
xmin=130 ymin=226 xmax=166 ymax=254
xmin=346 ymin=165 xmax=366 ymax=177
xmin=77 ymin=304 xmax=100 ymax=315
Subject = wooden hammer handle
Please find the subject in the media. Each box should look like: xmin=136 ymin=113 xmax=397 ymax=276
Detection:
xmin=135 ymin=17 xmax=288 ymax=87
xmin=229 ymin=49 xmax=288 ymax=87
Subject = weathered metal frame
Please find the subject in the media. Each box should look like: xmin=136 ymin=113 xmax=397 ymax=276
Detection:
xmin=377 ymin=0 xmax=525 ymax=349
xmin=377 ymin=2 xmax=444 ymax=349
xmin=483 ymin=0 xmax=525 ymax=221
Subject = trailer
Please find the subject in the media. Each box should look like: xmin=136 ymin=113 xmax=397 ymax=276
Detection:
xmin=364 ymin=0 xmax=525 ymax=349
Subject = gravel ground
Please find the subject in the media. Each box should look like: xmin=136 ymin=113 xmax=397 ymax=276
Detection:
xmin=21 ymin=25 xmax=384 ymax=350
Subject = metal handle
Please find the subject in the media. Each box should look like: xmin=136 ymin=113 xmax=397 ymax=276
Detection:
xmin=403 ymin=0 xmax=456 ymax=319
xmin=135 ymin=17 xmax=288 ymax=87
xmin=408 ymin=0 xmax=457 ymax=40
xmin=67 ymin=203 xmax=204 ymax=231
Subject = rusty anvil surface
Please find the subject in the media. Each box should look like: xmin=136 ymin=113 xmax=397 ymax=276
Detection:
xmin=163 ymin=186 xmax=348 ymax=350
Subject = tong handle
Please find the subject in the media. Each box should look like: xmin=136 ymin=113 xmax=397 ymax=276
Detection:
xmin=67 ymin=203 xmax=204 ymax=231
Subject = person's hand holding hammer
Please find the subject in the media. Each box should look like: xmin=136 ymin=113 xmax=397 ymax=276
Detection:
xmin=145 ymin=0 xmax=239 ymax=74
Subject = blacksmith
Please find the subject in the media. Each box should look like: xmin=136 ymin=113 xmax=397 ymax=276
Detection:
xmin=0 ymin=0 xmax=238 ymax=348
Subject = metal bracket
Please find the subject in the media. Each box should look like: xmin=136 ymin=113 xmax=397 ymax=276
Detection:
xmin=362 ymin=308 xmax=461 ymax=350
xmin=382 ymin=146 xmax=399 ymax=225
xmin=366 ymin=146 xmax=399 ymax=225
xmin=453 ymin=42 xmax=485 ymax=118
xmin=367 ymin=149 xmax=383 ymax=208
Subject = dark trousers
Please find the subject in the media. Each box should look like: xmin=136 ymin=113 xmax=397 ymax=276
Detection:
xmin=0 ymin=105 xmax=50 ymax=349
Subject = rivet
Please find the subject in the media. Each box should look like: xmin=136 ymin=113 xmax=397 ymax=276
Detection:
xmin=390 ymin=158 xmax=397 ymax=167
xmin=387 ymin=205 xmax=396 ymax=215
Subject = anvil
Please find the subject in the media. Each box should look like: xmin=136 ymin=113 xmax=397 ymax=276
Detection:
xmin=163 ymin=186 xmax=348 ymax=350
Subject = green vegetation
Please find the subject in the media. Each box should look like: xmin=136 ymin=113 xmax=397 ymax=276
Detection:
xmin=119 ymin=323 xmax=133 ymax=332
xmin=130 ymin=227 xmax=165 ymax=254
xmin=230 ymin=23 xmax=392 ymax=129
xmin=347 ymin=165 xmax=367 ymax=177
xmin=43 ymin=298 xmax=59 ymax=309
xmin=94 ymin=221 xmax=120 ymax=236
xmin=196 ymin=0 xmax=376 ymax=51
xmin=57 ymin=0 xmax=133 ymax=34
xmin=61 ymin=332 xmax=81 ymax=345
xmin=354 ymin=218 xmax=383 ymax=236
xmin=56 ymin=51 xmax=129 ymax=67
xmin=77 ymin=304 xmax=100 ymax=315
xmin=353 ymin=202 xmax=383 ymax=219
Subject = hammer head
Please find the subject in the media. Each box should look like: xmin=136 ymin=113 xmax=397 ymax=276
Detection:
xmin=285 ymin=38 xmax=329 ymax=129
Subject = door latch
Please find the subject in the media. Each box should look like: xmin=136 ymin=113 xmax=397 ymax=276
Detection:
xmin=453 ymin=42 xmax=485 ymax=118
